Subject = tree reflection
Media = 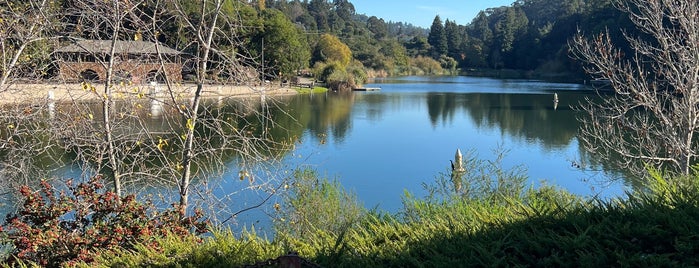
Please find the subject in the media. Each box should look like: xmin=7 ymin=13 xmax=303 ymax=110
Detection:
xmin=269 ymin=92 xmax=355 ymax=144
xmin=426 ymin=91 xmax=581 ymax=150
xmin=427 ymin=92 xmax=458 ymax=127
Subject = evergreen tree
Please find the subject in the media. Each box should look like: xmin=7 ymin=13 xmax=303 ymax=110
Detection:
xmin=444 ymin=19 xmax=462 ymax=60
xmin=308 ymin=0 xmax=330 ymax=32
xmin=333 ymin=0 xmax=355 ymax=21
xmin=428 ymin=15 xmax=448 ymax=58
xmin=367 ymin=16 xmax=388 ymax=39
xmin=405 ymin=36 xmax=431 ymax=57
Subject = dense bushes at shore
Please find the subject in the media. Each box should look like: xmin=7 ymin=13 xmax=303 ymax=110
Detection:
xmin=3 ymin=164 xmax=699 ymax=267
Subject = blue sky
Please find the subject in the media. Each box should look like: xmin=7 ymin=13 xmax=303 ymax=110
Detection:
xmin=351 ymin=0 xmax=516 ymax=28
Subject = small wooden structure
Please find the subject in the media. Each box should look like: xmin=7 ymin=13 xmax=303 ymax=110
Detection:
xmin=353 ymin=87 xmax=380 ymax=91
xmin=55 ymin=40 xmax=183 ymax=83
xmin=292 ymin=76 xmax=316 ymax=88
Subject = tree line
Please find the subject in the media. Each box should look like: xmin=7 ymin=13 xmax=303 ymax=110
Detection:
xmin=263 ymin=0 xmax=633 ymax=80
xmin=1 ymin=0 xmax=638 ymax=87
xmin=421 ymin=0 xmax=638 ymax=79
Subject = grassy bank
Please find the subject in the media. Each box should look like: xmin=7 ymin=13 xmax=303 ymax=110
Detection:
xmin=293 ymin=86 xmax=329 ymax=94
xmin=72 ymin=165 xmax=699 ymax=267
xmin=4 ymin=152 xmax=698 ymax=267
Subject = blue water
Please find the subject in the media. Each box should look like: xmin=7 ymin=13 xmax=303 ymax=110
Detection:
xmin=219 ymin=76 xmax=627 ymax=230
xmin=2 ymin=76 xmax=627 ymax=233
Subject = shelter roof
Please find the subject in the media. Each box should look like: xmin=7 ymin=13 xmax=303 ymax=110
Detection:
xmin=55 ymin=40 xmax=181 ymax=55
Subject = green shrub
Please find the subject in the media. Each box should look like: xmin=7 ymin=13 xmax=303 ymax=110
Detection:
xmin=0 ymin=176 xmax=208 ymax=267
xmin=347 ymin=61 xmax=368 ymax=86
xmin=46 ymin=162 xmax=699 ymax=267
xmin=88 ymin=228 xmax=284 ymax=268
xmin=275 ymin=169 xmax=365 ymax=239
xmin=417 ymin=148 xmax=527 ymax=208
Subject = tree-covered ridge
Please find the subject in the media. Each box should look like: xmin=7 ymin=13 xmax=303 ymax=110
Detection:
xmin=1 ymin=0 xmax=631 ymax=87
xmin=262 ymin=0 xmax=632 ymax=80
xmin=419 ymin=0 xmax=631 ymax=78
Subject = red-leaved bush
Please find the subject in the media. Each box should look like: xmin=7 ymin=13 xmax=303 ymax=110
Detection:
xmin=1 ymin=176 xmax=208 ymax=267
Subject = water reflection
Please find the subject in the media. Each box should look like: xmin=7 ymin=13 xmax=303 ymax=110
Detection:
xmin=463 ymin=92 xmax=580 ymax=149
xmin=0 ymin=77 xmax=639 ymax=229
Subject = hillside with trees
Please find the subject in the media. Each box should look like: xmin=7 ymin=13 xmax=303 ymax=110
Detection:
xmin=254 ymin=0 xmax=635 ymax=82
xmin=263 ymin=0 xmax=636 ymax=81
xmin=1 ymin=0 xmax=637 ymax=89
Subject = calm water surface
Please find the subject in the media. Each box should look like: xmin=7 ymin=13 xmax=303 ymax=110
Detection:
xmin=2 ymin=76 xmax=629 ymax=231
xmin=243 ymin=76 xmax=625 ymax=214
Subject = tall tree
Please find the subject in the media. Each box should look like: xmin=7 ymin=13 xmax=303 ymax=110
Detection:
xmin=257 ymin=8 xmax=311 ymax=79
xmin=57 ymin=0 xmax=151 ymax=198
xmin=308 ymin=0 xmax=330 ymax=32
xmin=444 ymin=19 xmax=462 ymax=60
xmin=494 ymin=7 xmax=528 ymax=53
xmin=367 ymin=16 xmax=387 ymax=39
xmin=466 ymin=11 xmax=492 ymax=67
xmin=333 ymin=0 xmax=355 ymax=22
xmin=404 ymin=36 xmax=430 ymax=57
xmin=570 ymin=0 xmax=699 ymax=177
xmin=428 ymin=15 xmax=448 ymax=57
xmin=315 ymin=33 xmax=352 ymax=67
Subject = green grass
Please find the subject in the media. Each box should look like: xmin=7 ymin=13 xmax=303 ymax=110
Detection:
xmin=60 ymin=165 xmax=699 ymax=267
xmin=292 ymin=86 xmax=329 ymax=94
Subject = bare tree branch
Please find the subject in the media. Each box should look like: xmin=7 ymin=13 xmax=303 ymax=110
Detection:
xmin=570 ymin=0 xmax=699 ymax=177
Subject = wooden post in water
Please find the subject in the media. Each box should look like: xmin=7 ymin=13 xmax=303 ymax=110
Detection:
xmin=451 ymin=149 xmax=466 ymax=194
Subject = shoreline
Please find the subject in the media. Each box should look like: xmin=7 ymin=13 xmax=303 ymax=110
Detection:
xmin=0 ymin=83 xmax=297 ymax=105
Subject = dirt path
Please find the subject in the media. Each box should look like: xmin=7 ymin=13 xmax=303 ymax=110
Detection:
xmin=0 ymin=83 xmax=296 ymax=104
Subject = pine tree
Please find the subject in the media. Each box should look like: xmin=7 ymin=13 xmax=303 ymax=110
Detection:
xmin=428 ymin=15 xmax=448 ymax=57
xmin=444 ymin=19 xmax=462 ymax=60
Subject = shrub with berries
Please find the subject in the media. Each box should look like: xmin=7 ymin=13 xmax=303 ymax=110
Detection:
xmin=0 ymin=176 xmax=208 ymax=267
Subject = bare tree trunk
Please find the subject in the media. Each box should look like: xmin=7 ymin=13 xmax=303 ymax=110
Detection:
xmin=176 ymin=0 xmax=224 ymax=217
xmin=102 ymin=0 xmax=122 ymax=197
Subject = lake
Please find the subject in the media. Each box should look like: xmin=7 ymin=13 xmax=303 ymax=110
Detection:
xmin=269 ymin=76 xmax=625 ymax=210
xmin=204 ymin=75 xmax=629 ymax=230
xmin=0 ymin=76 xmax=630 ymax=232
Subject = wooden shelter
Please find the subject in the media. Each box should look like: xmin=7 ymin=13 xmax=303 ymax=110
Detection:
xmin=55 ymin=40 xmax=183 ymax=83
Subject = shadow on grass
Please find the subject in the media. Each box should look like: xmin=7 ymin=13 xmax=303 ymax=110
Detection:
xmin=312 ymin=196 xmax=699 ymax=267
